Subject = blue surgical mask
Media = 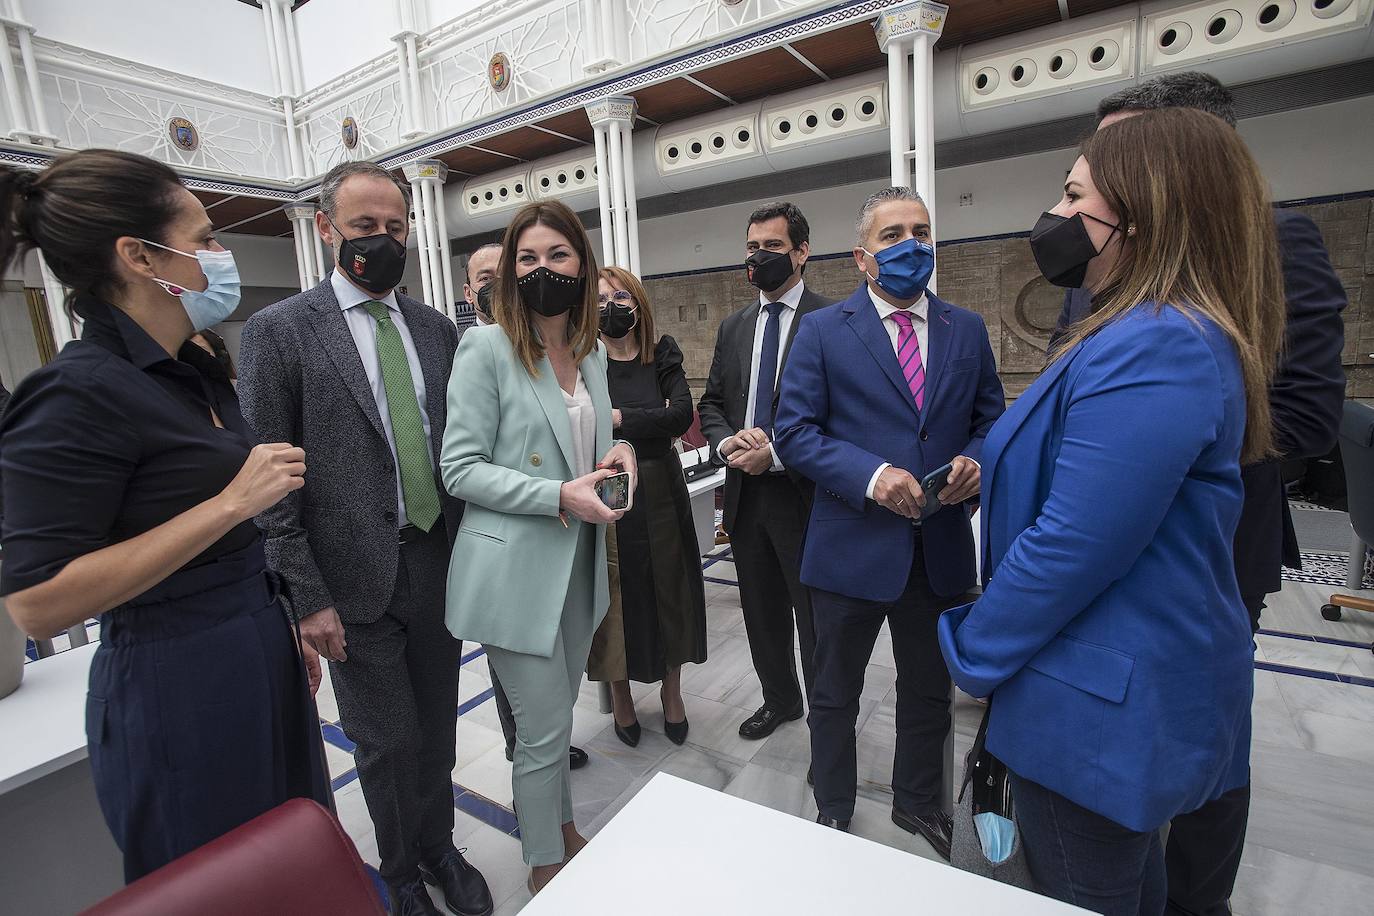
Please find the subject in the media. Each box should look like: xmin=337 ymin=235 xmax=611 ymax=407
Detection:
xmin=861 ymin=238 xmax=935 ymax=301
xmin=974 ymin=811 xmax=1017 ymax=865
xmin=142 ymin=239 xmax=242 ymax=331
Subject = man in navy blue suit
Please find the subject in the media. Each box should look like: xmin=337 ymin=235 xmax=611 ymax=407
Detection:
xmin=1048 ymin=72 xmax=1346 ymax=916
xmin=774 ymin=187 xmax=1005 ymax=857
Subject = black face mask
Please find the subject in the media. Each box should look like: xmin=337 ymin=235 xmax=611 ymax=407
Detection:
xmin=332 ymin=219 xmax=408 ymax=294
xmin=517 ymin=266 xmax=585 ymax=317
xmin=599 ymin=301 xmax=637 ymax=339
xmin=1028 ymin=211 xmax=1120 ymax=289
xmin=474 ymin=282 xmax=494 ymax=322
xmin=745 ymin=248 xmax=796 ymax=293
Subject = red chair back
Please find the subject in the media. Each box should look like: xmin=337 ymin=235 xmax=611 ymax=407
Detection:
xmin=81 ymin=799 xmax=385 ymax=916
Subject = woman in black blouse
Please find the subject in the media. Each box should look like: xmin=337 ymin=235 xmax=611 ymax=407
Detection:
xmin=0 ymin=150 xmax=331 ymax=882
xmin=587 ymin=267 xmax=707 ymax=746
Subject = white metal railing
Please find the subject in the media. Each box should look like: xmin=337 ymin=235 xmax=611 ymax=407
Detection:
xmin=3 ymin=0 xmax=843 ymax=186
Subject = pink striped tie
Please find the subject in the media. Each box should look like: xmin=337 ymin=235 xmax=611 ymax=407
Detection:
xmin=890 ymin=310 xmax=925 ymax=410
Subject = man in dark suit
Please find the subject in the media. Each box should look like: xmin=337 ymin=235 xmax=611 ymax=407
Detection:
xmin=774 ymin=187 xmax=1005 ymax=857
xmin=698 ymin=202 xmax=832 ymax=742
xmin=1047 ymin=72 xmax=1347 ymax=916
xmin=238 ymin=162 xmax=493 ymax=916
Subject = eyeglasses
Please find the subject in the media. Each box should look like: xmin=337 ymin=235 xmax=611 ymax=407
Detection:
xmin=597 ymin=290 xmax=636 ymax=307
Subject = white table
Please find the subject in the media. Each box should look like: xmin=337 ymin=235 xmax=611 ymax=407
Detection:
xmin=526 ymin=773 xmax=1086 ymax=915
xmin=0 ymin=642 xmax=125 ymax=913
xmin=682 ymin=445 xmax=726 ymax=557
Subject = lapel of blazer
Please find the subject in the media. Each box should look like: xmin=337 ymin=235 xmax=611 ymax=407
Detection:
xmin=844 ymin=285 xmax=921 ymax=422
xmin=525 ymin=351 xmax=577 ymax=473
xmin=397 ymin=295 xmax=450 ymax=461
xmin=919 ymin=295 xmax=955 ymax=430
xmin=306 ymin=278 xmax=387 ymax=441
xmin=733 ymin=302 xmax=758 ymax=397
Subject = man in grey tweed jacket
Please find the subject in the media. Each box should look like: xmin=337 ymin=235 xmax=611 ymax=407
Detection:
xmin=238 ymin=162 xmax=491 ymax=916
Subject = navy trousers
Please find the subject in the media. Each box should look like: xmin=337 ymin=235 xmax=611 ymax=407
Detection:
xmin=86 ymin=540 xmax=332 ymax=882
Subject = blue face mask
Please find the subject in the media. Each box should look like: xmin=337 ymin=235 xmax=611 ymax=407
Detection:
xmin=861 ymin=237 xmax=935 ymax=301
xmin=142 ymin=239 xmax=242 ymax=332
xmin=974 ymin=811 xmax=1017 ymax=865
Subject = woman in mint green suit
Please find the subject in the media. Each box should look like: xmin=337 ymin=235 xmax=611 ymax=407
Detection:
xmin=441 ymin=200 xmax=635 ymax=893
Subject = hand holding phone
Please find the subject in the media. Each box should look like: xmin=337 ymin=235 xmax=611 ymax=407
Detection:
xmin=597 ymin=471 xmax=633 ymax=511
xmin=917 ymin=462 xmax=955 ymax=520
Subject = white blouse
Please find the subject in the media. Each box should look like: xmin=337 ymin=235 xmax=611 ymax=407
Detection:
xmin=562 ymin=372 xmax=596 ymax=479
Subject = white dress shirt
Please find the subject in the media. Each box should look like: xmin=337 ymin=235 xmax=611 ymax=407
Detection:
xmin=333 ymin=270 xmax=435 ymax=527
xmin=718 ymin=279 xmax=807 ymax=472
xmin=562 ymin=372 xmax=596 ymax=479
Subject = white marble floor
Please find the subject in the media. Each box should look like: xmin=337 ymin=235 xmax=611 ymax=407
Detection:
xmin=320 ymin=552 xmax=1374 ymax=916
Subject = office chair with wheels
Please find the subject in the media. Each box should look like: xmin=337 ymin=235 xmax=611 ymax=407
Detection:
xmin=1319 ymin=400 xmax=1374 ymax=652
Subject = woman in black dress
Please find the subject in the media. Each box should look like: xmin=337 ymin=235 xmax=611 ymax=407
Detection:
xmin=586 ymin=266 xmax=707 ymax=746
xmin=0 ymin=150 xmax=331 ymax=882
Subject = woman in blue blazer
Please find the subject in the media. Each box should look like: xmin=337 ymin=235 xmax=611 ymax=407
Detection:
xmin=442 ymin=201 xmax=635 ymax=894
xmin=938 ymin=109 xmax=1285 ymax=915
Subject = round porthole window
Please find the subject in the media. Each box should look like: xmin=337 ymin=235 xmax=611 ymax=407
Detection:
xmin=1257 ymin=0 xmax=1296 ymax=29
xmin=1009 ymin=59 xmax=1036 ymax=87
xmin=1048 ymin=50 xmax=1076 ymax=79
xmin=1205 ymin=10 xmax=1242 ymax=43
xmin=1088 ymin=39 xmax=1119 ymax=70
xmin=972 ymin=67 xmax=999 ymax=95
xmin=1157 ymin=21 xmax=1192 ymax=55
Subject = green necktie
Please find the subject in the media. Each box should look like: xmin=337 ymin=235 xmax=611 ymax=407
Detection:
xmin=362 ymin=300 xmax=441 ymax=532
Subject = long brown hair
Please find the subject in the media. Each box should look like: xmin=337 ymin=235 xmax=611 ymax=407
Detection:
xmin=598 ymin=265 xmax=657 ymax=366
xmin=1053 ymin=108 xmax=1284 ymax=463
xmin=492 ymin=200 xmax=600 ymax=376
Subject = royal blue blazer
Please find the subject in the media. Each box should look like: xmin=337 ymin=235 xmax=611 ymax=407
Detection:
xmin=774 ymin=283 xmax=1005 ymax=603
xmin=938 ymin=303 xmax=1255 ymax=832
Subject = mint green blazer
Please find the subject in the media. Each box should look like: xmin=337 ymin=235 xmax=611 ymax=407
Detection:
xmin=440 ymin=324 xmax=613 ymax=657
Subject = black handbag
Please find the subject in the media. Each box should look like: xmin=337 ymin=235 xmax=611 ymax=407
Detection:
xmin=950 ymin=700 xmax=1033 ymax=888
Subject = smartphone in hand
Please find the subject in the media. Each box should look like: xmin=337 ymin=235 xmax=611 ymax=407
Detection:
xmin=597 ymin=471 xmax=633 ymax=511
xmin=918 ymin=462 xmax=955 ymax=520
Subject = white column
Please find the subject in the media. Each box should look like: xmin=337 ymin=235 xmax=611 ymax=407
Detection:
xmin=431 ymin=183 xmax=457 ymax=320
xmin=37 ymin=251 xmax=73 ymax=349
xmin=421 ymin=181 xmax=445 ymax=311
xmin=0 ymin=23 xmax=30 ymax=139
xmin=911 ymin=30 xmax=936 ymax=291
xmin=260 ymin=0 xmax=284 ymax=96
xmin=885 ymin=39 xmax=910 ymax=187
xmin=404 ymin=34 xmax=424 ymax=135
xmin=587 ymin=97 xmax=638 ymax=271
xmin=286 ymin=206 xmax=319 ymax=289
xmin=281 ymin=95 xmax=305 ymax=180
xmin=622 ymin=126 xmax=641 ymax=276
xmin=13 ymin=26 xmax=48 ymax=139
xmin=394 ymin=37 xmax=417 ymax=136
xmin=269 ymin=0 xmax=296 ymax=97
xmin=598 ymin=0 xmax=616 ymax=65
xmin=279 ymin=0 xmax=306 ymax=97
xmin=607 ymin=120 xmax=630 ymax=270
xmin=591 ymin=123 xmax=615 ymax=267
xmin=410 ymin=181 xmax=436 ymax=308
xmin=582 ymin=0 xmax=603 ymax=66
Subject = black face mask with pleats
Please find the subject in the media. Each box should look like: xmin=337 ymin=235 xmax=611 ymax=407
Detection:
xmin=1028 ymin=211 xmax=1120 ymax=289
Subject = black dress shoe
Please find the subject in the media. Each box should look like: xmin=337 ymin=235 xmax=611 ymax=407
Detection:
xmin=569 ymin=745 xmax=589 ymax=769
xmin=891 ymin=807 xmax=953 ymax=861
xmin=504 ymin=743 xmax=514 ymax=763
xmin=419 ymin=848 xmax=494 ymax=916
xmin=738 ymin=705 xmax=803 ymax=740
xmin=614 ymin=719 xmax=641 ymax=747
xmin=664 ymin=717 xmax=689 ymax=745
xmin=815 ymin=813 xmax=850 ymax=832
xmin=389 ymin=876 xmax=443 ymax=916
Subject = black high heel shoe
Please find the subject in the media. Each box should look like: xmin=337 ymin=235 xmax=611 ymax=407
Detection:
xmin=664 ymin=717 xmax=689 ymax=745
xmin=614 ymin=719 xmax=641 ymax=747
